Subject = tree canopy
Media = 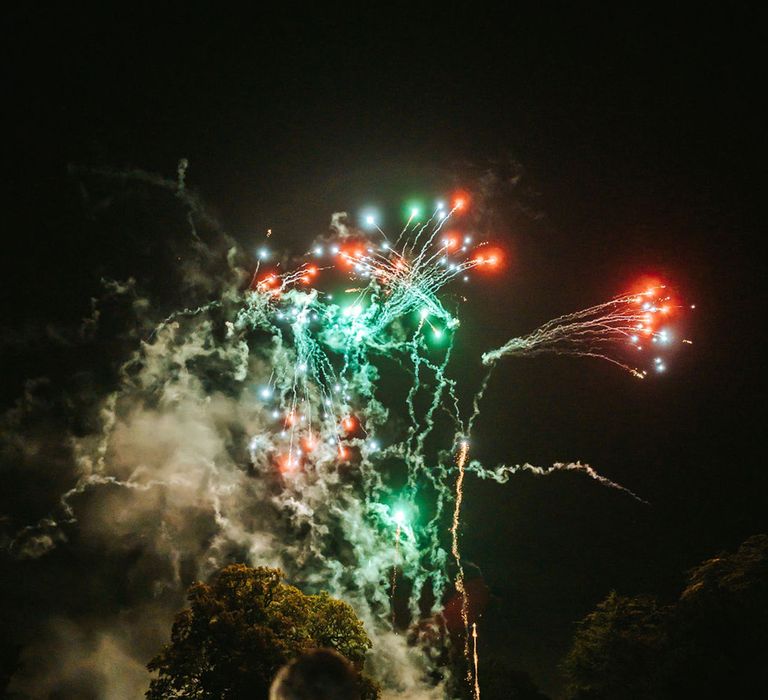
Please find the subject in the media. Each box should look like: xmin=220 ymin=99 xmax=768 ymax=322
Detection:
xmin=562 ymin=534 xmax=768 ymax=699
xmin=146 ymin=564 xmax=379 ymax=699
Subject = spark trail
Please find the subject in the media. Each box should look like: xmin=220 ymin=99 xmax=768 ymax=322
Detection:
xmin=482 ymin=286 xmax=690 ymax=378
xmin=450 ymin=439 xmax=472 ymax=684
xmin=472 ymin=623 xmax=481 ymax=700
xmin=392 ymin=520 xmax=402 ymax=627
xmin=7 ymin=175 xmax=690 ymax=698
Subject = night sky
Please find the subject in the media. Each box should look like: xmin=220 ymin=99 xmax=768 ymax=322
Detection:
xmin=3 ymin=5 xmax=766 ymax=697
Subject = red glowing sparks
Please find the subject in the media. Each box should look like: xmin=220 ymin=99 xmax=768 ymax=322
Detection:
xmin=630 ymin=276 xmax=664 ymax=297
xmin=443 ymin=234 xmax=459 ymax=250
xmin=622 ymin=281 xmax=683 ymax=351
xmin=473 ymin=246 xmax=504 ymax=272
xmin=279 ymin=454 xmax=301 ymax=472
xmin=300 ymin=264 xmax=319 ymax=284
xmin=256 ymin=272 xmax=281 ymax=293
xmin=452 ymin=192 xmax=469 ymax=210
xmin=338 ymin=247 xmax=365 ymax=267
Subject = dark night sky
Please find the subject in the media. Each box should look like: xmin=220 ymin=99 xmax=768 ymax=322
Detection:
xmin=3 ymin=4 xmax=766 ymax=696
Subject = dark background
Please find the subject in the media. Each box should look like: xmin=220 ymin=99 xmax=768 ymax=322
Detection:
xmin=3 ymin=4 xmax=766 ymax=695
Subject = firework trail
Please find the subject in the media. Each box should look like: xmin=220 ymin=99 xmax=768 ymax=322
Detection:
xmin=450 ymin=439 xmax=473 ymax=686
xmin=472 ymin=622 xmax=481 ymax=700
xmin=5 ymin=170 xmax=690 ymax=697
xmin=392 ymin=521 xmax=402 ymax=627
xmin=482 ymin=286 xmax=691 ymax=378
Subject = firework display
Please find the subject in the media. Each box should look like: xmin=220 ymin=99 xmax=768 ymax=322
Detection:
xmin=229 ymin=198 xmax=685 ymax=692
xmin=11 ymin=189 xmax=689 ymax=696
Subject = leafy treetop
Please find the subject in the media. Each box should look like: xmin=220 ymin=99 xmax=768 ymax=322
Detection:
xmin=147 ymin=564 xmax=378 ymax=700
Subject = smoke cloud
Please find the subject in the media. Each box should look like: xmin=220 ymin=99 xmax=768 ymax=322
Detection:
xmin=1 ymin=166 xmax=452 ymax=699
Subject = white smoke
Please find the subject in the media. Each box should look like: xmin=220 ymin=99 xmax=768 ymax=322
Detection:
xmin=7 ymin=268 xmax=444 ymax=698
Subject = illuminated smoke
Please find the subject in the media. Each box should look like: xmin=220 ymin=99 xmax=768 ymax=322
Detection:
xmin=467 ymin=460 xmax=649 ymax=504
xmin=3 ymin=169 xmax=684 ymax=697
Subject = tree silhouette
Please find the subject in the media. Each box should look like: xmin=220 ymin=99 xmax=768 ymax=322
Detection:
xmin=146 ymin=564 xmax=379 ymax=699
xmin=562 ymin=592 xmax=667 ymax=699
xmin=562 ymin=534 xmax=768 ymax=699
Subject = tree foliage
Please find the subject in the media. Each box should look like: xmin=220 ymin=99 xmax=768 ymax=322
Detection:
xmin=562 ymin=534 xmax=768 ymax=699
xmin=562 ymin=592 xmax=667 ymax=699
xmin=146 ymin=564 xmax=379 ymax=699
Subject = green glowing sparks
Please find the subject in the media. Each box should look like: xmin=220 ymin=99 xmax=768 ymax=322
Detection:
xmin=17 ymin=177 xmax=684 ymax=697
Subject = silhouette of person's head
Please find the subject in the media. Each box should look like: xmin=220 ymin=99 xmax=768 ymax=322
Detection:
xmin=269 ymin=648 xmax=360 ymax=700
